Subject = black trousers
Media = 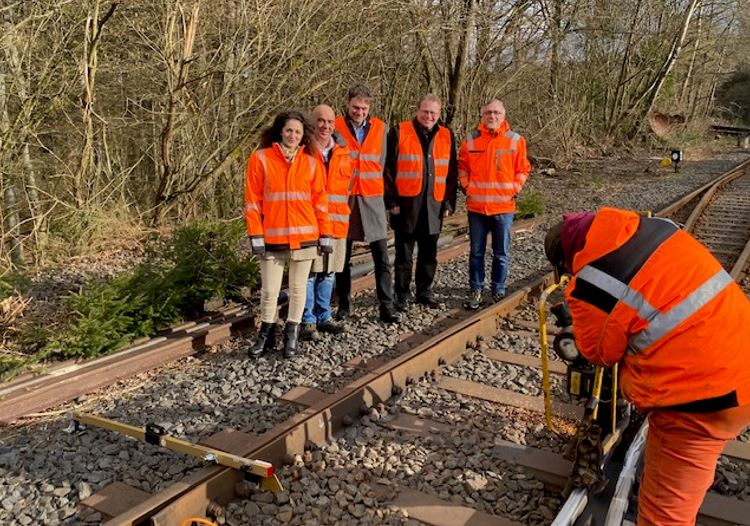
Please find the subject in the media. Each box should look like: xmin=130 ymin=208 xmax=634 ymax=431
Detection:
xmin=394 ymin=227 xmax=439 ymax=300
xmin=335 ymin=238 xmax=394 ymax=311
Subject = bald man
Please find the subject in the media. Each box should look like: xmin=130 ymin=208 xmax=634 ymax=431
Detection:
xmin=300 ymin=106 xmax=354 ymax=341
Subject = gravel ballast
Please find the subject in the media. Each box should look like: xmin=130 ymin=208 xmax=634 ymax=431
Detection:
xmin=1 ymin=153 xmax=748 ymax=525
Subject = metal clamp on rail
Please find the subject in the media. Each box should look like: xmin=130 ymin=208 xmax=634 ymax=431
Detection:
xmin=144 ymin=423 xmax=166 ymax=445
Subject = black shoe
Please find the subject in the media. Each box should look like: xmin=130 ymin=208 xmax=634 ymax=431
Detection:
xmin=379 ymin=307 xmax=401 ymax=324
xmin=395 ymin=295 xmax=412 ymax=312
xmin=283 ymin=321 xmax=301 ymax=359
xmin=491 ymin=291 xmax=506 ymax=303
xmin=249 ymin=322 xmax=276 ymax=358
xmin=463 ymin=290 xmax=482 ymax=311
xmin=299 ymin=322 xmax=320 ymax=342
xmin=334 ymin=308 xmax=350 ymax=321
xmin=416 ymin=294 xmax=442 ymax=309
xmin=317 ymin=319 xmax=345 ymax=335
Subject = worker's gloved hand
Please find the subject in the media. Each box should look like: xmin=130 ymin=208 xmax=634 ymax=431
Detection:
xmin=553 ymin=328 xmax=580 ymax=363
xmin=250 ymin=236 xmax=265 ymax=256
xmin=551 ymin=301 xmax=573 ymax=328
xmin=318 ymin=236 xmax=333 ymax=255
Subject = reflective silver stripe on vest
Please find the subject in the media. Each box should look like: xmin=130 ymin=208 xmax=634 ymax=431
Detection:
xmin=360 ymin=154 xmax=381 ymax=162
xmin=469 ymin=181 xmax=516 ymax=190
xmin=329 ymin=195 xmax=349 ymax=203
xmin=359 ymin=171 xmax=382 ymax=179
xmin=577 ymin=266 xmax=660 ymax=323
xmin=495 ymin=149 xmax=516 ymax=156
xmin=396 ymin=171 xmax=421 ymax=179
xmin=468 ymin=194 xmax=514 ymax=203
xmin=245 ymin=203 xmax=260 ymax=212
xmin=504 ymin=130 xmax=520 ymax=149
xmin=265 ymin=226 xmax=316 ymax=237
xmin=397 ymin=154 xmax=421 ymax=161
xmin=329 ymin=214 xmax=350 ymax=223
xmin=629 ymin=269 xmax=734 ymax=352
xmin=434 ymin=159 xmax=450 ymax=166
xmin=265 ymin=191 xmax=311 ymax=201
xmin=467 ymin=129 xmax=480 ymax=151
xmin=348 ymin=151 xmax=358 ymax=159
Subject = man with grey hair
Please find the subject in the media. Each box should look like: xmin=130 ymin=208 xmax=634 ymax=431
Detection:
xmin=458 ymin=99 xmax=531 ymax=310
xmin=334 ymin=85 xmax=400 ymax=324
xmin=384 ymin=93 xmax=458 ymax=311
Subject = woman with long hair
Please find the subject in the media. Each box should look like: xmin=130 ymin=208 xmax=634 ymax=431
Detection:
xmin=245 ymin=110 xmax=331 ymax=359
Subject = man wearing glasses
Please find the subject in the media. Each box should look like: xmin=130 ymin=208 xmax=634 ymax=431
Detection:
xmin=384 ymin=94 xmax=458 ymax=312
xmin=458 ymin=100 xmax=531 ymax=310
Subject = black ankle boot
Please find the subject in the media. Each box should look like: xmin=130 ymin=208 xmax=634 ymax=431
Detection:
xmin=249 ymin=322 xmax=276 ymax=358
xmin=283 ymin=321 xmax=301 ymax=359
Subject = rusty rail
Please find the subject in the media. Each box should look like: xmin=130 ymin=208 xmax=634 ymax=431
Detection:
xmin=104 ymin=272 xmax=555 ymax=525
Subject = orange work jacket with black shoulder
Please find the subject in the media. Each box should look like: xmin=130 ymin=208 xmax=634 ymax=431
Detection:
xmin=244 ymin=143 xmax=331 ymax=249
xmin=334 ymin=116 xmax=387 ymax=197
xmin=458 ymin=121 xmax=531 ymax=215
xmin=316 ymin=132 xmax=353 ymax=239
xmin=395 ymin=120 xmax=451 ymax=201
xmin=564 ymin=207 xmax=750 ymax=413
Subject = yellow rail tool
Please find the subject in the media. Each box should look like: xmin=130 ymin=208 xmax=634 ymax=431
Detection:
xmin=71 ymin=411 xmax=283 ymax=492
xmin=538 ymin=274 xmax=569 ymax=432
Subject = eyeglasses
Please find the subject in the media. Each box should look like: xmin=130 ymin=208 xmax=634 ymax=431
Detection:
xmin=482 ymin=110 xmax=504 ymax=116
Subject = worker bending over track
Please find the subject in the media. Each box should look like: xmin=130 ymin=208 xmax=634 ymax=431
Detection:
xmin=544 ymin=207 xmax=750 ymax=526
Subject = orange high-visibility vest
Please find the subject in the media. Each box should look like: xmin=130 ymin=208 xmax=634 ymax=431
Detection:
xmin=458 ymin=122 xmax=531 ymax=215
xmin=317 ymin=133 xmax=352 ymax=239
xmin=565 ymin=207 xmax=750 ymax=412
xmin=244 ymin=143 xmax=330 ymax=249
xmin=395 ymin=121 xmax=451 ymax=201
xmin=334 ymin=116 xmax=386 ymax=198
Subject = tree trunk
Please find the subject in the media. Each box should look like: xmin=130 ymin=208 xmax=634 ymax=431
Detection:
xmin=680 ymin=0 xmax=702 ymax=111
xmin=410 ymin=5 xmax=437 ymax=94
xmin=0 ymin=23 xmax=23 ymax=268
xmin=639 ymin=0 xmax=701 ymax=129
xmin=446 ymin=0 xmax=475 ymax=126
xmin=607 ymin=0 xmax=643 ymax=132
xmin=152 ymin=2 xmax=200 ymax=225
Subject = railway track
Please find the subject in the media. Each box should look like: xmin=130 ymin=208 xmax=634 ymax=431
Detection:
xmin=2 ymin=156 xmax=749 ymax=525
xmin=63 ymin=158 xmax=750 ymax=525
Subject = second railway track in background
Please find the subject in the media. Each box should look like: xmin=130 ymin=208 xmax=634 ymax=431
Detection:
xmin=684 ymin=160 xmax=750 ymax=279
xmin=2 ymin=157 xmax=750 ymax=526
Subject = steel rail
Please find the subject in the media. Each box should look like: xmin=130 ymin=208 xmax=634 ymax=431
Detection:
xmin=656 ymin=157 xmax=750 ymax=219
xmin=682 ymin=159 xmax=750 ymax=232
xmin=104 ymin=272 xmax=555 ymax=525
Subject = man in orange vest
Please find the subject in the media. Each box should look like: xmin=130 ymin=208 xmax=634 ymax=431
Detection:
xmin=301 ymin=105 xmax=352 ymax=341
xmin=334 ymin=85 xmax=400 ymax=324
xmin=459 ymin=99 xmax=531 ymax=310
xmin=384 ymin=94 xmax=458 ymax=311
xmin=544 ymin=207 xmax=750 ymax=526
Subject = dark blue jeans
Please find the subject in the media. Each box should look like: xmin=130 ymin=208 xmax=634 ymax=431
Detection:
xmin=468 ymin=211 xmax=514 ymax=294
xmin=302 ymin=272 xmax=335 ymax=324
